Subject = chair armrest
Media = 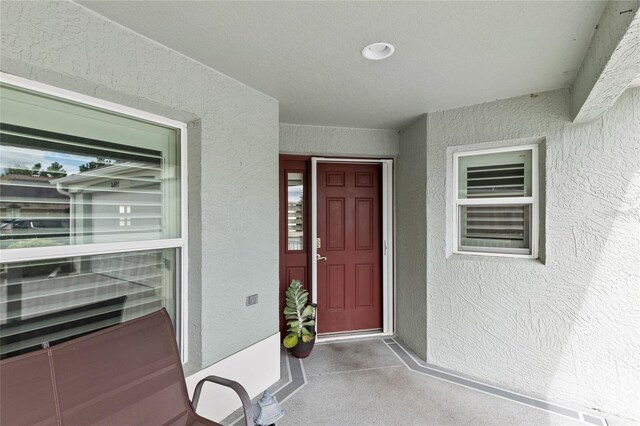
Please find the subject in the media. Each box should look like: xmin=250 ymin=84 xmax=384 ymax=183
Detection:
xmin=191 ymin=375 xmax=254 ymax=426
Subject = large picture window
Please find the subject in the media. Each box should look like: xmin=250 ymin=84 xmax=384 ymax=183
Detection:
xmin=0 ymin=77 xmax=186 ymax=359
xmin=453 ymin=145 xmax=538 ymax=258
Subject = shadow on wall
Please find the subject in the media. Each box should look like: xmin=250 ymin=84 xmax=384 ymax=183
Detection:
xmin=544 ymin=88 xmax=640 ymax=420
xmin=424 ymin=88 xmax=640 ymax=421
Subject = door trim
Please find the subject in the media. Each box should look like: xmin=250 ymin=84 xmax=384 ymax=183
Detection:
xmin=311 ymin=157 xmax=394 ymax=336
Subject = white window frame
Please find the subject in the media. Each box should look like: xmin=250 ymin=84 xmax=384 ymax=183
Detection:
xmin=0 ymin=72 xmax=189 ymax=363
xmin=452 ymin=144 xmax=539 ymax=259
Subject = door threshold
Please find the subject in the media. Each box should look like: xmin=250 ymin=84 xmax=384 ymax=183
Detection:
xmin=316 ymin=330 xmax=392 ymax=344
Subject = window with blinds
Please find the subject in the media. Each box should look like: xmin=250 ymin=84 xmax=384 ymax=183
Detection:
xmin=0 ymin=81 xmax=184 ymax=359
xmin=455 ymin=147 xmax=537 ymax=257
xmin=0 ymin=249 xmax=176 ymax=358
xmin=287 ymin=172 xmax=304 ymax=251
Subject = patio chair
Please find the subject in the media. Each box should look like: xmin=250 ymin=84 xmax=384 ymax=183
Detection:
xmin=0 ymin=309 xmax=255 ymax=426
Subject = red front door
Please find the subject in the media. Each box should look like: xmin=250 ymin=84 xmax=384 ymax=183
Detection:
xmin=316 ymin=162 xmax=382 ymax=333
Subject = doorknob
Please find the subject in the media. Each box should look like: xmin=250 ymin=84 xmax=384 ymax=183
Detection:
xmin=316 ymin=254 xmax=327 ymax=261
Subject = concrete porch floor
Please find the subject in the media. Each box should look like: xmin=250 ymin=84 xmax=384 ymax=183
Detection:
xmin=224 ymin=338 xmax=608 ymax=426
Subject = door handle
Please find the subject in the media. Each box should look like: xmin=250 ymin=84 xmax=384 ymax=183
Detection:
xmin=316 ymin=254 xmax=327 ymax=261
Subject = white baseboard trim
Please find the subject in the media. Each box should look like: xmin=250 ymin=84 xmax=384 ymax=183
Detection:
xmin=185 ymin=332 xmax=281 ymax=422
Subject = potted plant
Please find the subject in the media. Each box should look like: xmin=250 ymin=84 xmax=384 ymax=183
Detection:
xmin=282 ymin=280 xmax=317 ymax=358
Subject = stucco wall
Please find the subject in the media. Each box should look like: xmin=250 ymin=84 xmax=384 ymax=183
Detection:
xmin=395 ymin=115 xmax=428 ymax=358
xmin=280 ymin=123 xmax=399 ymax=158
xmin=1 ymin=1 xmax=280 ymax=374
xmin=422 ymin=88 xmax=640 ymax=419
xmin=571 ymin=0 xmax=640 ymax=122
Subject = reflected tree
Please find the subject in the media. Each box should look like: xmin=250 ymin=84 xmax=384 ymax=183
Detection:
xmin=2 ymin=162 xmax=66 ymax=178
xmin=41 ymin=162 xmax=67 ymax=178
xmin=79 ymin=157 xmax=114 ymax=172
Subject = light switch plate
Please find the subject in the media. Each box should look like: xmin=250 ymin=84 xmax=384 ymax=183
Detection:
xmin=246 ymin=294 xmax=258 ymax=306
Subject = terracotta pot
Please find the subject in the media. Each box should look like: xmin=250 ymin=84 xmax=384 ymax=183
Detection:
xmin=291 ymin=339 xmax=315 ymax=358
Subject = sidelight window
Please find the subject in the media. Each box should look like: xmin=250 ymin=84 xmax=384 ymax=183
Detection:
xmin=287 ymin=172 xmax=304 ymax=251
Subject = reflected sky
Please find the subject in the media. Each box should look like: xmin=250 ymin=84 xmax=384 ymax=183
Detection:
xmin=1 ymin=146 xmax=102 ymax=175
xmin=288 ymin=185 xmax=303 ymax=203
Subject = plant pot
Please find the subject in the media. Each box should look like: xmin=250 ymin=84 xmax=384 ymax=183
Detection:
xmin=291 ymin=339 xmax=315 ymax=358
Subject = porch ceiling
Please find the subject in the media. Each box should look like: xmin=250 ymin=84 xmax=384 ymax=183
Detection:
xmin=78 ymin=1 xmax=606 ymax=130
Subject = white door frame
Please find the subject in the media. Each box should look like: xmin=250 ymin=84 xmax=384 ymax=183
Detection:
xmin=311 ymin=157 xmax=394 ymax=340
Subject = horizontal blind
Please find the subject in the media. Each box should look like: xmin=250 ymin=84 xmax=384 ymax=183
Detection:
xmin=0 ymin=248 xmax=176 ymax=359
xmin=287 ymin=172 xmax=304 ymax=251
xmin=466 ymin=162 xmax=525 ymax=198
xmin=460 ymin=205 xmax=529 ymax=250
xmin=0 ymin=124 xmax=170 ymax=249
xmin=457 ymin=148 xmax=534 ymax=255
xmin=0 ymin=82 xmax=184 ymax=360
xmin=0 ymin=83 xmax=181 ymax=251
xmin=462 ymin=162 xmax=527 ymax=248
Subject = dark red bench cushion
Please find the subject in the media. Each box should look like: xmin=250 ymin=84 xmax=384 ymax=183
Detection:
xmin=1 ymin=310 xmax=218 ymax=426
xmin=0 ymin=350 xmax=58 ymax=425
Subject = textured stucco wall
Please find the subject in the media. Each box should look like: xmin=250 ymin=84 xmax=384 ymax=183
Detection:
xmin=422 ymin=88 xmax=640 ymax=420
xmin=1 ymin=1 xmax=280 ymax=374
xmin=279 ymin=123 xmax=399 ymax=158
xmin=571 ymin=0 xmax=640 ymax=122
xmin=395 ymin=115 xmax=428 ymax=358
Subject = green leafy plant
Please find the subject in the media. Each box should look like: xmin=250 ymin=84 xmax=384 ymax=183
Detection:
xmin=282 ymin=280 xmax=316 ymax=349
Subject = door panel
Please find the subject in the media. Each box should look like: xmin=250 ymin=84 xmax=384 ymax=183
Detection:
xmin=327 ymin=198 xmax=345 ymax=250
xmin=327 ymin=265 xmax=346 ymax=310
xmin=355 ymin=263 xmax=374 ymax=308
xmin=356 ymin=198 xmax=374 ymax=250
xmin=355 ymin=172 xmax=373 ymax=187
xmin=286 ymin=266 xmax=306 ymax=289
xmin=326 ymin=172 xmax=345 ymax=186
xmin=317 ymin=163 xmax=382 ymax=333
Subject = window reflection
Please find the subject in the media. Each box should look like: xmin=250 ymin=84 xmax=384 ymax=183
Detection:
xmin=287 ymin=172 xmax=304 ymax=251
xmin=0 ymin=248 xmax=176 ymax=359
xmin=0 ymin=128 xmax=174 ymax=249
xmin=0 ymin=82 xmax=182 ymax=359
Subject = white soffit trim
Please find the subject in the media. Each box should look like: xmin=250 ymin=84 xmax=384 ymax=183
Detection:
xmin=571 ymin=2 xmax=640 ymax=122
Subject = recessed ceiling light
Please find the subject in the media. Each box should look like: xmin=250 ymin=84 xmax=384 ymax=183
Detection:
xmin=362 ymin=42 xmax=395 ymax=61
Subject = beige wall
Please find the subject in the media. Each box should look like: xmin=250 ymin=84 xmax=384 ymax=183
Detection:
xmin=280 ymin=123 xmax=399 ymax=158
xmin=1 ymin=0 xmax=280 ymax=375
